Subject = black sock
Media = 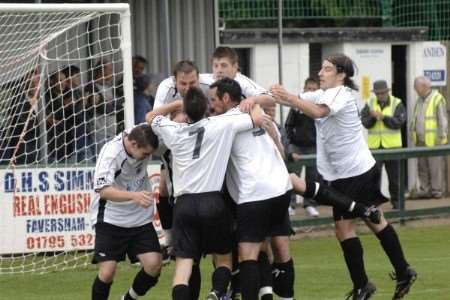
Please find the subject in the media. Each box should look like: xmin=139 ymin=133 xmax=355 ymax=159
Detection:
xmin=212 ymin=266 xmax=232 ymax=295
xmin=272 ymin=258 xmax=295 ymax=298
xmin=376 ymin=224 xmax=409 ymax=276
xmin=230 ymin=248 xmax=241 ymax=297
xmin=91 ymin=276 xmax=112 ymax=300
xmin=172 ymin=284 xmax=190 ymax=300
xmin=240 ymin=260 xmax=260 ymax=300
xmin=157 ymin=196 xmax=173 ymax=230
xmin=123 ymin=268 xmax=158 ymax=299
xmin=340 ymin=237 xmax=368 ymax=289
xmin=231 ymin=268 xmax=241 ymax=297
xmin=261 ymin=294 xmax=273 ymax=300
xmin=189 ymin=263 xmax=201 ymax=300
xmin=258 ymin=252 xmax=273 ymax=297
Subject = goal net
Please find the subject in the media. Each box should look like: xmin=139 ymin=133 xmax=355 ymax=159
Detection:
xmin=0 ymin=4 xmax=135 ymax=275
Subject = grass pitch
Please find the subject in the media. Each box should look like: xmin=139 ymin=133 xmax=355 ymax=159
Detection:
xmin=1 ymin=223 xmax=449 ymax=299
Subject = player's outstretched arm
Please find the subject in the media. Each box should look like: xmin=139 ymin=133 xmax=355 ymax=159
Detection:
xmin=239 ymin=94 xmax=275 ymax=112
xmin=145 ymin=100 xmax=183 ymax=124
xmin=99 ymin=186 xmax=155 ymax=208
xmin=270 ymin=84 xmax=330 ymax=119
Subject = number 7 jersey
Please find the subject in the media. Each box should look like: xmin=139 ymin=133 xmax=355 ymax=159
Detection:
xmin=151 ymin=109 xmax=254 ymax=197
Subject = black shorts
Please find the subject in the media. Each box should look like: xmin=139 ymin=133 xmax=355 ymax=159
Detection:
xmin=173 ymin=192 xmax=233 ymax=261
xmin=236 ymin=190 xmax=292 ymax=243
xmin=92 ymin=222 xmax=161 ymax=264
xmin=269 ymin=211 xmax=295 ymax=237
xmin=331 ymin=165 xmax=388 ymax=221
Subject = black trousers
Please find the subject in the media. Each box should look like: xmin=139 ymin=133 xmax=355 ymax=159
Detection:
xmin=376 ymin=159 xmax=401 ymax=208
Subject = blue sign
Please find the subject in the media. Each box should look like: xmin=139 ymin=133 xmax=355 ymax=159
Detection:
xmin=424 ymin=70 xmax=446 ymax=82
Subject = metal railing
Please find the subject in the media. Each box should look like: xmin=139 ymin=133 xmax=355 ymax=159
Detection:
xmin=288 ymin=145 xmax=450 ymax=228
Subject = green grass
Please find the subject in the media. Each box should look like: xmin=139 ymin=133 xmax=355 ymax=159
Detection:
xmin=1 ymin=224 xmax=450 ymax=299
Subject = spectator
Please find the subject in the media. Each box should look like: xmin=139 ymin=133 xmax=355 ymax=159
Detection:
xmin=62 ymin=65 xmax=94 ymax=162
xmin=132 ymin=55 xmax=148 ymax=93
xmin=361 ymin=80 xmax=406 ymax=209
xmin=0 ymin=69 xmax=40 ymax=165
xmin=90 ymin=60 xmax=119 ymax=153
xmin=134 ymin=74 xmax=154 ymax=124
xmin=284 ymin=77 xmax=321 ymax=217
xmin=410 ymin=76 xmax=448 ymax=199
xmin=45 ymin=69 xmax=69 ymax=163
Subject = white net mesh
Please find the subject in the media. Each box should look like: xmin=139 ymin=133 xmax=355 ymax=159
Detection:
xmin=0 ymin=6 xmax=130 ymax=275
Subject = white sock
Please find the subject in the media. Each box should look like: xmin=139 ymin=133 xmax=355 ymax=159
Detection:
xmin=128 ymin=287 xmax=138 ymax=299
xmin=258 ymin=286 xmax=273 ymax=298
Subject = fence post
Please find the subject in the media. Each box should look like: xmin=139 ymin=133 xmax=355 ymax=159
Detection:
xmin=399 ymin=158 xmax=406 ymax=224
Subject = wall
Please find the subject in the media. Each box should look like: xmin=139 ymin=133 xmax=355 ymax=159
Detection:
xmin=250 ymin=43 xmax=310 ymax=123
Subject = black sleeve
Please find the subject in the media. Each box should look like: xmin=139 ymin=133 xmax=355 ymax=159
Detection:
xmin=360 ymin=104 xmax=377 ymax=128
xmin=383 ymin=102 xmax=407 ymax=130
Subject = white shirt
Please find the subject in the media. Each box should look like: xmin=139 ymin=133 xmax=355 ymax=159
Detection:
xmin=151 ymin=109 xmax=254 ymax=197
xmin=152 ymin=72 xmax=269 ymax=195
xmin=226 ymin=108 xmax=292 ymax=204
xmin=153 ymin=74 xmax=212 ymax=109
xmin=200 ymin=72 xmax=269 ymax=98
xmin=300 ymin=86 xmax=375 ymax=181
xmin=90 ymin=129 xmax=155 ymax=228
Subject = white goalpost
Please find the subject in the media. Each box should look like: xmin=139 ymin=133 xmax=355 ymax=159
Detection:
xmin=0 ymin=3 xmax=135 ymax=275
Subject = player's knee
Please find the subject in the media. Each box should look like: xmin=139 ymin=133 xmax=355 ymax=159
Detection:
xmin=97 ymin=261 xmax=117 ymax=283
xmin=98 ymin=267 xmax=116 ymax=283
xmin=142 ymin=254 xmax=162 ymax=276
xmin=271 ymin=237 xmax=290 ymax=262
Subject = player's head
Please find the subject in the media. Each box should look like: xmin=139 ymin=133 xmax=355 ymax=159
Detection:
xmin=172 ymin=60 xmax=199 ymax=97
xmin=319 ymin=54 xmax=358 ymax=91
xmin=414 ymin=76 xmax=432 ymax=98
xmin=126 ymin=124 xmax=159 ymax=160
xmin=212 ymin=46 xmax=239 ymax=80
xmin=132 ymin=55 xmax=147 ymax=79
xmin=209 ymin=77 xmax=242 ymax=114
xmin=303 ymin=77 xmax=319 ymax=92
xmin=183 ymin=87 xmax=208 ymax=123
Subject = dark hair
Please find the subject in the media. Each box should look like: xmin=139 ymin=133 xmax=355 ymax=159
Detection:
xmin=133 ymin=55 xmax=148 ymax=64
xmin=183 ymin=87 xmax=208 ymax=123
xmin=128 ymin=123 xmax=159 ymax=149
xmin=325 ymin=54 xmax=358 ymax=91
xmin=304 ymin=77 xmax=319 ymax=86
xmin=212 ymin=46 xmax=239 ymax=65
xmin=210 ymin=77 xmax=242 ymax=104
xmin=172 ymin=60 xmax=199 ymax=79
xmin=62 ymin=65 xmax=80 ymax=78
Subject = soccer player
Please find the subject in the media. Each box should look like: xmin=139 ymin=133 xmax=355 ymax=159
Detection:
xmin=271 ymin=53 xmax=416 ymax=300
xmin=209 ymin=77 xmax=293 ymax=300
xmin=151 ymin=60 xmax=204 ymax=299
xmin=150 ymin=85 xmax=265 ymax=300
xmin=90 ymin=124 xmax=162 ymax=300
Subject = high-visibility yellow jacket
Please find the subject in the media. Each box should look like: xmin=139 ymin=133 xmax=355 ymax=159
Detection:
xmin=368 ymin=95 xmax=402 ymax=149
xmin=412 ymin=90 xmax=448 ymax=146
